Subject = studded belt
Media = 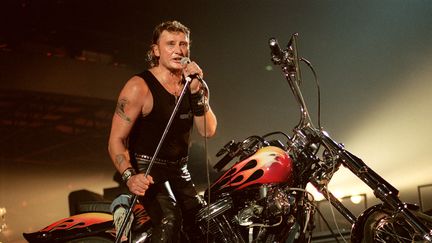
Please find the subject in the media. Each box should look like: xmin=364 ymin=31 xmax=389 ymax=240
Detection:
xmin=134 ymin=153 xmax=188 ymax=166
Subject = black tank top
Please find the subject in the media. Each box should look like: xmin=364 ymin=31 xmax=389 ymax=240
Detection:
xmin=128 ymin=70 xmax=193 ymax=161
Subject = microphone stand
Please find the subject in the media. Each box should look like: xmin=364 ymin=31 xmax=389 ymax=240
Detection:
xmin=114 ymin=76 xmax=193 ymax=243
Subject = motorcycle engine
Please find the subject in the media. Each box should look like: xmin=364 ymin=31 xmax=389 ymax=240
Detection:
xmin=197 ymin=185 xmax=294 ymax=242
xmin=196 ymin=196 xmax=244 ymax=242
xmin=237 ymin=185 xmax=293 ymax=227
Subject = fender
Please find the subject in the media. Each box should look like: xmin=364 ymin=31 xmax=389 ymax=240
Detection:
xmin=350 ymin=203 xmax=421 ymax=243
xmin=23 ymin=212 xmax=114 ymax=243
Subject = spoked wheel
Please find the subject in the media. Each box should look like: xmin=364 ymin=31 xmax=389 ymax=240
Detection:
xmin=354 ymin=205 xmax=432 ymax=243
xmin=372 ymin=212 xmax=431 ymax=242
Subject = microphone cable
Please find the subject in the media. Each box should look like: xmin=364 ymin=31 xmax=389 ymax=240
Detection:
xmin=202 ymin=85 xmax=211 ymax=243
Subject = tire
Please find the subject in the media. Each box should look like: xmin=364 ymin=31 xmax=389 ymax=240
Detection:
xmin=359 ymin=206 xmax=432 ymax=243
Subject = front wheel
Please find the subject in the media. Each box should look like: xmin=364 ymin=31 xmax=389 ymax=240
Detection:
xmin=351 ymin=204 xmax=432 ymax=243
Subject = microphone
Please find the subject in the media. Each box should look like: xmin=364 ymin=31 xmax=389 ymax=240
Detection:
xmin=180 ymin=57 xmax=210 ymax=99
xmin=180 ymin=56 xmax=191 ymax=65
xmin=180 ymin=57 xmax=204 ymax=83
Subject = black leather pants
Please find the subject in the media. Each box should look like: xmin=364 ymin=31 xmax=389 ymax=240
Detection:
xmin=134 ymin=156 xmax=204 ymax=243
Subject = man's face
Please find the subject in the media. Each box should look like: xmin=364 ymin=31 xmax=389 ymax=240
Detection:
xmin=153 ymin=30 xmax=190 ymax=71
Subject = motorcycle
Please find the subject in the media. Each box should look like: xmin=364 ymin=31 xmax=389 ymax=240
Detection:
xmin=24 ymin=33 xmax=432 ymax=243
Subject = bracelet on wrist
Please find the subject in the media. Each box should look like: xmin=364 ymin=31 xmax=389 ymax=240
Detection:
xmin=121 ymin=167 xmax=136 ymax=183
xmin=190 ymin=90 xmax=208 ymax=116
xmin=192 ymin=103 xmax=209 ymax=116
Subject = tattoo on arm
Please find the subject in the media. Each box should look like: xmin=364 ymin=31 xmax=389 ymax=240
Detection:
xmin=115 ymin=98 xmax=132 ymax=123
xmin=115 ymin=154 xmax=127 ymax=166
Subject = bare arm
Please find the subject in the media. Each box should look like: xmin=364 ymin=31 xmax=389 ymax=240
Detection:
xmin=183 ymin=61 xmax=218 ymax=137
xmin=108 ymin=76 xmax=153 ymax=195
xmin=194 ymin=104 xmax=217 ymax=137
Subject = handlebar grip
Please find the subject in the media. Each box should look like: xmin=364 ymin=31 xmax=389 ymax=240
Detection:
xmin=213 ymin=153 xmax=235 ymax=172
xmin=216 ymin=140 xmax=235 ymax=157
xmin=269 ymin=38 xmax=283 ymax=59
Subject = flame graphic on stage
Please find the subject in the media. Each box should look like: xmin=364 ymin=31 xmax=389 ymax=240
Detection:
xmin=211 ymin=146 xmax=293 ymax=193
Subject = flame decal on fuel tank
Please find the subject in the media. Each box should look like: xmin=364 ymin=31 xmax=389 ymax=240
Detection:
xmin=40 ymin=212 xmax=112 ymax=232
xmin=211 ymin=146 xmax=293 ymax=194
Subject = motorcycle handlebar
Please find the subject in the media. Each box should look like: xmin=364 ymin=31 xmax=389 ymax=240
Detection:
xmin=213 ymin=141 xmax=241 ymax=171
xmin=214 ymin=152 xmax=236 ymax=172
xmin=213 ymin=135 xmax=268 ymax=172
xmin=269 ymin=34 xmax=312 ymax=131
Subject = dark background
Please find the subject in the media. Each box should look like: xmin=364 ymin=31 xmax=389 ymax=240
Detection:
xmin=1 ymin=1 xmax=432 ymax=242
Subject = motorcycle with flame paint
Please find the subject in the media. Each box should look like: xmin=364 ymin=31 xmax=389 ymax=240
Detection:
xmin=24 ymin=34 xmax=432 ymax=243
